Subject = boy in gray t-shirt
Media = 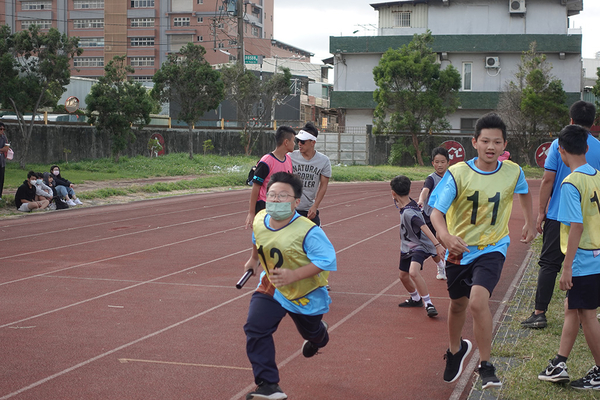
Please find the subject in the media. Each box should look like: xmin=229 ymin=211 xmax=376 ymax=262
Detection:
xmin=392 ymin=175 xmax=446 ymax=318
xmin=290 ymin=123 xmax=331 ymax=227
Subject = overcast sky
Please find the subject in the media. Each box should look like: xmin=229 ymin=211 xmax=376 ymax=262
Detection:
xmin=274 ymin=1 xmax=600 ymax=63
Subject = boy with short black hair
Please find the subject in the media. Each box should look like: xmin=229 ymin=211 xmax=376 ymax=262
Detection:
xmin=243 ymin=171 xmax=336 ymax=400
xmin=430 ymin=112 xmax=535 ymax=388
xmin=538 ymin=124 xmax=600 ymax=389
xmin=245 ymin=126 xmax=295 ymax=229
xmin=418 ymin=146 xmax=450 ymax=280
xmin=392 ymin=175 xmax=445 ymax=318
xmin=15 ymin=171 xmax=50 ymax=212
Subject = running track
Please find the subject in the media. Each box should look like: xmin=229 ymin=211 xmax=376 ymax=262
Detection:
xmin=0 ymin=180 xmax=539 ymax=400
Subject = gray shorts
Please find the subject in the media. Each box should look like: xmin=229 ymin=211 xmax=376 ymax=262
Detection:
xmin=17 ymin=203 xmax=32 ymax=212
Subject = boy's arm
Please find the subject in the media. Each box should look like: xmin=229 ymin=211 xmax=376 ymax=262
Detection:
xmin=417 ymin=188 xmax=430 ymax=208
xmin=243 ymin=244 xmax=261 ymax=274
xmin=420 ymin=222 xmax=445 ymax=259
xmin=518 ymin=191 xmax=537 ymax=243
xmin=308 ymin=175 xmax=330 ymax=219
xmin=245 ymin=184 xmax=261 ymax=229
xmin=430 ymin=208 xmax=468 ymax=256
xmin=269 ymin=263 xmax=323 ymax=287
xmin=536 ymin=170 xmax=556 ymax=233
xmin=559 ymin=222 xmax=583 ymax=291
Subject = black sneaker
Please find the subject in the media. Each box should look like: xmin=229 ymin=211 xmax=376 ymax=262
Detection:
xmin=302 ymin=321 xmax=328 ymax=358
xmin=443 ymin=338 xmax=472 ymax=383
xmin=479 ymin=361 xmax=502 ymax=389
xmin=426 ymin=304 xmax=438 ymax=317
xmin=246 ymin=382 xmax=288 ymax=400
xmin=399 ymin=298 xmax=423 ymax=308
xmin=538 ymin=359 xmax=570 ymax=383
xmin=521 ymin=311 xmax=547 ymax=328
xmin=570 ymin=365 xmax=600 ymax=390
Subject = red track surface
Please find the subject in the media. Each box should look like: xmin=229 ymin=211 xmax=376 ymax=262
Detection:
xmin=0 ymin=180 xmax=539 ymax=400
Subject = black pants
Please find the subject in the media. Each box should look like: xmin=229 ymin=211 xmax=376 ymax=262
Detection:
xmin=0 ymin=165 xmax=4 ymax=199
xmin=297 ymin=209 xmax=320 ymax=226
xmin=535 ymin=219 xmax=565 ymax=312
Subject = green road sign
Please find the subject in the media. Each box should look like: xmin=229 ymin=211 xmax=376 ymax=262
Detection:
xmin=244 ymin=55 xmax=262 ymax=64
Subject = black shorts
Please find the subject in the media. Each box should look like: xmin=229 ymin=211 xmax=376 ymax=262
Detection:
xmin=297 ymin=209 xmax=320 ymax=226
xmin=399 ymin=250 xmax=434 ymax=272
xmin=446 ymin=252 xmax=505 ymax=299
xmin=255 ymin=200 xmax=266 ymax=214
xmin=567 ymin=273 xmax=600 ymax=310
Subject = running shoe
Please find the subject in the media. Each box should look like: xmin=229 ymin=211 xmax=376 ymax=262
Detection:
xmin=570 ymin=365 xmax=600 ymax=390
xmin=246 ymin=382 xmax=287 ymax=400
xmin=426 ymin=304 xmax=438 ymax=317
xmin=443 ymin=338 xmax=472 ymax=383
xmin=521 ymin=311 xmax=547 ymax=328
xmin=398 ymin=298 xmax=423 ymax=308
xmin=538 ymin=359 xmax=570 ymax=383
xmin=302 ymin=321 xmax=328 ymax=358
xmin=479 ymin=361 xmax=502 ymax=389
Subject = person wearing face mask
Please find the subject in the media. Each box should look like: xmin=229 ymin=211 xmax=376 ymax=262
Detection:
xmin=14 ymin=171 xmax=50 ymax=212
xmin=33 ymin=172 xmax=54 ymax=203
xmin=242 ymin=172 xmax=337 ymax=400
xmin=50 ymin=165 xmax=82 ymax=206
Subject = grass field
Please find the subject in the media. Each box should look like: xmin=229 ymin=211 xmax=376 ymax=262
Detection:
xmin=0 ymin=153 xmax=544 ymax=208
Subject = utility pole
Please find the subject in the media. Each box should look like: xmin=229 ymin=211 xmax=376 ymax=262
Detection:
xmin=237 ymin=0 xmax=245 ymax=66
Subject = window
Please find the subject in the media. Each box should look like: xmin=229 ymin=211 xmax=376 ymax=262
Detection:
xmin=130 ymin=57 xmax=155 ymax=67
xmin=462 ymin=62 xmax=472 ymax=91
xmin=131 ymin=18 xmax=155 ymax=27
xmin=73 ymin=0 xmax=104 ymax=9
xmin=21 ymin=1 xmax=52 ymax=10
xmin=73 ymin=57 xmax=104 ymax=67
xmin=173 ymin=17 xmax=190 ymax=27
xmin=131 ymin=76 xmax=153 ymax=82
xmin=460 ymin=118 xmax=478 ymax=133
xmin=394 ymin=11 xmax=411 ymax=28
xmin=78 ymin=37 xmax=104 ymax=47
xmin=197 ymin=17 xmax=203 ymax=23
xmin=130 ymin=37 xmax=155 ymax=46
xmin=73 ymin=19 xmax=104 ymax=29
xmin=197 ymin=36 xmax=203 ymax=42
xmin=251 ymin=26 xmax=259 ymax=37
xmin=197 ymin=0 xmax=203 ymax=4
xmin=131 ymin=0 xmax=154 ymax=7
xmin=21 ymin=20 xmax=52 ymax=29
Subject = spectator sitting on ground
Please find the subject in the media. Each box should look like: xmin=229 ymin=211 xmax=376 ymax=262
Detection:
xmin=15 ymin=171 xmax=50 ymax=212
xmin=50 ymin=165 xmax=82 ymax=206
xmin=43 ymin=172 xmax=69 ymax=210
xmin=34 ymin=172 xmax=53 ymax=202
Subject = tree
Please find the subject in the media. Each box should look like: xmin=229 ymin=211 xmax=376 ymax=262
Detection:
xmin=497 ymin=42 xmax=569 ymax=165
xmin=592 ymin=67 xmax=600 ymax=125
xmin=372 ymin=31 xmax=461 ymax=165
xmin=152 ymin=43 xmax=224 ymax=159
xmin=0 ymin=25 xmax=82 ymax=168
xmin=220 ymin=63 xmax=292 ymax=155
xmin=85 ymin=56 xmax=158 ymax=161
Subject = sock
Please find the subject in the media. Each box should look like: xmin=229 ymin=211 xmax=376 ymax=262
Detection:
xmin=554 ymin=354 xmax=568 ymax=364
xmin=422 ymin=294 xmax=432 ymax=306
xmin=409 ymin=290 xmax=421 ymax=301
xmin=436 ymin=259 xmax=445 ymax=269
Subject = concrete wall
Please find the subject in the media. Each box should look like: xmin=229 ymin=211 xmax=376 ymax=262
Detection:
xmin=4 ymin=124 xmax=277 ymax=164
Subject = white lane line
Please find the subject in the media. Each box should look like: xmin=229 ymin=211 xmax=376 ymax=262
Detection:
xmin=118 ymin=358 xmax=252 ymax=371
xmin=0 ymin=290 xmax=254 ymax=400
xmin=1 ymin=221 xmax=400 ymax=399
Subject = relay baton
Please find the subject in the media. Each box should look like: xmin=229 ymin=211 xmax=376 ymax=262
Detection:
xmin=236 ymin=269 xmax=254 ymax=289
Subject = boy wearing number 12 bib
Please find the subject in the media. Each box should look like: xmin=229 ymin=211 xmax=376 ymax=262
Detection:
xmin=429 ymin=113 xmax=535 ymax=389
xmin=242 ymin=172 xmax=336 ymax=400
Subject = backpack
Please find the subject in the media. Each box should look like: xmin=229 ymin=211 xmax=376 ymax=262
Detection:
xmin=54 ymin=197 xmax=70 ymax=210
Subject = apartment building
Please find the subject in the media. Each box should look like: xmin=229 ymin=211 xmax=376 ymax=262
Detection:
xmin=0 ymin=0 xmax=310 ymax=80
xmin=330 ymin=0 xmax=584 ymax=131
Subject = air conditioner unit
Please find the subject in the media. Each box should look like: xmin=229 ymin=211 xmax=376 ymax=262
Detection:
xmin=509 ymin=0 xmax=526 ymax=13
xmin=485 ymin=56 xmax=500 ymax=68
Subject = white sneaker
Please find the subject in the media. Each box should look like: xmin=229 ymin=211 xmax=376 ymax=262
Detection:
xmin=436 ymin=265 xmax=447 ymax=280
xmin=48 ymin=203 xmax=56 ymax=210
xmin=66 ymin=199 xmax=76 ymax=207
xmin=74 ymin=198 xmax=83 ymax=205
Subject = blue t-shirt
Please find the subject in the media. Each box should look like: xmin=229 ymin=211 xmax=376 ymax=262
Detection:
xmin=429 ymin=158 xmax=528 ymax=264
xmin=557 ymin=163 xmax=600 ymax=277
xmin=545 ymin=133 xmax=600 ymax=220
xmin=252 ymin=212 xmax=337 ymax=315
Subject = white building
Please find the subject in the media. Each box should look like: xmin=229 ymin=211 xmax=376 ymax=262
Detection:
xmin=330 ymin=0 xmax=584 ymax=132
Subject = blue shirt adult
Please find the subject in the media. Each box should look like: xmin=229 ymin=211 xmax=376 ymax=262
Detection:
xmin=544 ymin=133 xmax=600 ymax=220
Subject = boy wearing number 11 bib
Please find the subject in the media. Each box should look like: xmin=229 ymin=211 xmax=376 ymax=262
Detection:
xmin=242 ymin=172 xmax=336 ymax=400
xmin=429 ymin=113 xmax=536 ymax=389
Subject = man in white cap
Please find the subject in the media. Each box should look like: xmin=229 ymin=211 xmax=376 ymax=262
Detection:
xmin=290 ymin=122 xmax=332 ymax=227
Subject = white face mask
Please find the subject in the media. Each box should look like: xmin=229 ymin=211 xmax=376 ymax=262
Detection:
xmin=36 ymin=179 xmax=42 ymax=185
xmin=53 ymin=170 xmax=59 ymax=176
xmin=30 ymin=179 xmax=37 ymax=186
